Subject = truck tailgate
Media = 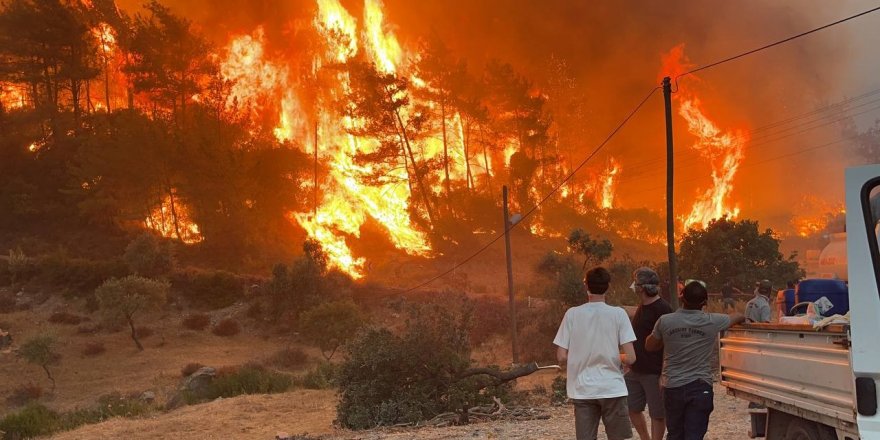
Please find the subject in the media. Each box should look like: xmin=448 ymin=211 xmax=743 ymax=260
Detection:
xmin=720 ymin=325 xmax=856 ymax=430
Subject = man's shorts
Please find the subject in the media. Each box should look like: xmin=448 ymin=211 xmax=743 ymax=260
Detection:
xmin=571 ymin=395 xmax=632 ymax=440
xmin=625 ymin=370 xmax=665 ymax=419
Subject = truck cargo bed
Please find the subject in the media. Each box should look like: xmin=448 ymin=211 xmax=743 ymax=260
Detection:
xmin=720 ymin=324 xmax=857 ymax=434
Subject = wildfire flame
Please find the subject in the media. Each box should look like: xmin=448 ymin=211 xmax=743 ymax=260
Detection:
xmin=0 ymin=82 xmax=26 ymax=110
xmin=791 ymin=195 xmax=846 ymax=237
xmin=662 ymin=45 xmax=747 ymax=231
xmin=145 ymin=194 xmax=203 ymax=244
xmin=217 ymin=0 xmax=443 ymax=278
xmin=599 ymin=158 xmax=620 ymax=209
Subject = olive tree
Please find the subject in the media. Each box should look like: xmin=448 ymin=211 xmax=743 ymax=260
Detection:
xmin=20 ymin=334 xmax=61 ymax=390
xmin=300 ymin=300 xmax=365 ymax=360
xmin=95 ymin=275 xmax=169 ymax=351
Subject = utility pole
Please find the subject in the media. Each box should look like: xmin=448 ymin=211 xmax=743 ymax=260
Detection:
xmin=663 ymin=77 xmax=679 ymax=309
xmin=502 ymin=185 xmax=519 ymax=363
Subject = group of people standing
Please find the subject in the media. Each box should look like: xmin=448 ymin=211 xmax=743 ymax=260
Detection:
xmin=553 ymin=267 xmax=746 ymax=440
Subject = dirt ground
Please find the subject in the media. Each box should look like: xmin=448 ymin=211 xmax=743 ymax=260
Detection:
xmin=51 ymin=383 xmax=750 ymax=439
xmin=1 ymin=291 xmax=751 ymax=440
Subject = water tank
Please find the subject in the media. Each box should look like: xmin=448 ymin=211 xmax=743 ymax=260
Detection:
xmin=817 ymin=232 xmax=847 ymax=282
xmin=797 ymin=278 xmax=849 ymax=317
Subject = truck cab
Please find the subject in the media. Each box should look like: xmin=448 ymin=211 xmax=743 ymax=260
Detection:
xmin=719 ymin=165 xmax=880 ymax=440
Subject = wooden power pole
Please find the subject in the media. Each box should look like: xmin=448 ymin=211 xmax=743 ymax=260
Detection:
xmin=502 ymin=185 xmax=519 ymax=363
xmin=663 ymin=77 xmax=680 ymax=309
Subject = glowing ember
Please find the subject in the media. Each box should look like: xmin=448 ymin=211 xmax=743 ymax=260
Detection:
xmin=145 ymin=194 xmax=203 ymax=244
xmin=662 ymin=45 xmax=747 ymax=231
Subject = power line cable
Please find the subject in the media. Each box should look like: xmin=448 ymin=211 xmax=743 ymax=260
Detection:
xmin=619 ymin=101 xmax=880 ymax=187
xmin=621 ymin=88 xmax=880 ymax=175
xmin=675 ymin=5 xmax=880 ymax=82
xmin=402 ymin=86 xmax=661 ymax=293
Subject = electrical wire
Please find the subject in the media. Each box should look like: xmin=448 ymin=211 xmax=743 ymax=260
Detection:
xmin=674 ymin=5 xmax=880 ymax=84
xmin=402 ymin=86 xmax=661 ymax=293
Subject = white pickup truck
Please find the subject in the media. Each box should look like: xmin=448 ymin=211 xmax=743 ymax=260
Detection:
xmin=720 ymin=165 xmax=880 ymax=440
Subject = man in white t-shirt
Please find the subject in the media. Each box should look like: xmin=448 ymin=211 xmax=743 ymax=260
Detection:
xmin=554 ymin=266 xmax=638 ymax=440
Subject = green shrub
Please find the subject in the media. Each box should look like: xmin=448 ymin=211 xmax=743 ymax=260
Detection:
xmin=469 ymin=296 xmax=508 ymax=347
xmin=336 ymin=295 xmax=512 ymax=430
xmin=268 ymin=348 xmax=309 ymax=370
xmin=195 ymin=364 xmax=292 ymax=402
xmin=301 ymin=362 xmax=337 ymax=390
xmin=54 ymin=393 xmax=155 ymax=433
xmin=123 ymin=233 xmax=173 ymax=277
xmin=5 ymin=383 xmax=43 ymax=407
xmin=551 ymin=375 xmax=568 ymax=405
xmin=36 ymin=254 xmax=128 ymax=293
xmin=171 ymin=269 xmax=243 ymax=310
xmin=0 ymin=403 xmax=60 ymax=438
xmin=19 ymin=335 xmax=61 ymax=391
xmin=299 ymin=300 xmax=364 ymax=360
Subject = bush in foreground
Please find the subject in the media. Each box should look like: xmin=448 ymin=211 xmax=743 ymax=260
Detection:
xmin=299 ymin=300 xmax=364 ymax=360
xmin=336 ymin=295 xmax=513 ymax=429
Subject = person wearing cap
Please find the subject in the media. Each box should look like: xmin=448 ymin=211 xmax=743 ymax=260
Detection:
xmin=745 ymin=280 xmax=773 ymax=323
xmin=645 ymin=280 xmax=746 ymax=440
xmin=626 ymin=267 xmax=673 ymax=440
xmin=554 ymin=266 xmax=638 ymax=440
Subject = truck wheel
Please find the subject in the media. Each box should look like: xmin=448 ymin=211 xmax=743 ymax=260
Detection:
xmin=784 ymin=418 xmax=836 ymax=440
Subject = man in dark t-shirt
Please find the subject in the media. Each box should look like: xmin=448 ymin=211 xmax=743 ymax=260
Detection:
xmin=626 ymin=267 xmax=673 ymax=440
xmin=720 ymin=281 xmax=741 ymax=312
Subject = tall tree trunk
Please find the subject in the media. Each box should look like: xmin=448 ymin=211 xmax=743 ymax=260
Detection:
xmin=480 ymin=125 xmax=492 ymax=193
xmin=314 ymin=119 xmax=319 ymax=218
xmin=167 ymin=186 xmax=183 ymax=241
xmin=441 ymin=100 xmax=451 ymax=196
xmin=394 ymin=109 xmax=436 ymax=225
xmin=128 ymin=316 xmax=143 ymax=351
xmin=464 ymin=120 xmax=474 ymax=191
xmin=103 ymin=47 xmax=111 ymax=111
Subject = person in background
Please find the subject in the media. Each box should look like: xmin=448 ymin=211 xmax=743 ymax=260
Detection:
xmin=646 ymin=280 xmax=746 ymax=440
xmin=554 ymin=267 xmax=638 ymax=440
xmin=745 ymin=280 xmax=773 ymax=323
xmin=720 ymin=281 xmax=743 ymax=312
xmin=775 ymin=280 xmax=798 ymax=319
xmin=626 ymin=267 xmax=673 ymax=440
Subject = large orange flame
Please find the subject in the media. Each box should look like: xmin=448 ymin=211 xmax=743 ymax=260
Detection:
xmin=662 ymin=45 xmax=747 ymax=231
xmin=599 ymin=158 xmax=620 ymax=210
xmin=217 ymin=0 xmax=442 ymax=278
xmin=0 ymin=82 xmax=26 ymax=110
xmin=145 ymin=194 xmax=203 ymax=244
